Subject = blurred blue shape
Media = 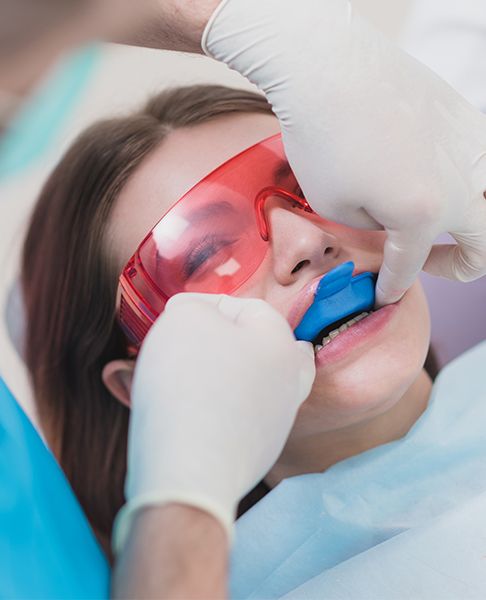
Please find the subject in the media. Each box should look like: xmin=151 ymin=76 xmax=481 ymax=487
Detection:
xmin=0 ymin=45 xmax=99 ymax=182
xmin=0 ymin=378 xmax=110 ymax=599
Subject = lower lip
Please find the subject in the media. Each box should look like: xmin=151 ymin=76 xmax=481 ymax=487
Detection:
xmin=314 ymin=302 xmax=399 ymax=367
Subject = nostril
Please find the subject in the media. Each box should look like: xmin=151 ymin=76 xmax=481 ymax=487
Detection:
xmin=324 ymin=247 xmax=334 ymax=255
xmin=292 ymin=260 xmax=309 ymax=274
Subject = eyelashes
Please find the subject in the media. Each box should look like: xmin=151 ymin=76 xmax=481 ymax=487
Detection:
xmin=183 ymin=235 xmax=237 ymax=279
xmin=181 ymin=185 xmax=306 ymax=279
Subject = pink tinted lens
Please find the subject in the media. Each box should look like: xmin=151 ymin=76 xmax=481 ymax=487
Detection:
xmin=135 ymin=135 xmax=294 ymax=297
xmin=138 ymin=183 xmax=267 ymax=298
xmin=119 ymin=134 xmax=301 ymax=347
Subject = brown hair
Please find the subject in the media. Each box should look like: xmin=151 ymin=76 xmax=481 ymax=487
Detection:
xmin=21 ymin=84 xmax=273 ymax=557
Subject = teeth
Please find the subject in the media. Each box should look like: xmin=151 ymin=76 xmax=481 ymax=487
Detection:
xmin=314 ymin=311 xmax=372 ymax=352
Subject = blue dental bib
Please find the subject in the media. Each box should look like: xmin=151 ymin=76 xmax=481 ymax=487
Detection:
xmin=294 ymin=262 xmax=376 ymax=342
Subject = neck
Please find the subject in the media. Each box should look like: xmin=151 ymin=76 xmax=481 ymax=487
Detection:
xmin=265 ymin=369 xmax=432 ymax=488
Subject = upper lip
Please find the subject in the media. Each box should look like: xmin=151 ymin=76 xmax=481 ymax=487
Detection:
xmin=287 ymin=265 xmax=364 ymax=332
xmin=287 ymin=275 xmax=323 ymax=332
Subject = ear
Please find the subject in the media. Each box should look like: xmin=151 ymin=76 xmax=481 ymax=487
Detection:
xmin=102 ymin=359 xmax=135 ymax=408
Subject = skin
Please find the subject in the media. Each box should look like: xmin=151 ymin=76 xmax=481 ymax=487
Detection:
xmin=0 ymin=0 xmax=220 ymax=111
xmin=104 ymin=112 xmax=433 ymax=479
xmin=113 ymin=504 xmax=228 ymax=599
xmin=110 ymin=112 xmax=433 ymax=598
xmin=2 ymin=2 xmax=432 ymax=594
xmin=111 ymin=115 xmax=431 ymax=598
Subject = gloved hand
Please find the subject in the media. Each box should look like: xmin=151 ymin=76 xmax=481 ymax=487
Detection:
xmin=113 ymin=293 xmax=315 ymax=552
xmin=202 ymin=0 xmax=486 ymax=306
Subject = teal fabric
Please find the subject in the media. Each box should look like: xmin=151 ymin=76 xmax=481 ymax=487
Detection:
xmin=0 ymin=45 xmax=99 ymax=181
xmin=230 ymin=341 xmax=486 ymax=599
xmin=0 ymin=378 xmax=110 ymax=599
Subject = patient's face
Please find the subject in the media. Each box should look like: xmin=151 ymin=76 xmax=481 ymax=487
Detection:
xmin=109 ymin=112 xmax=431 ymax=435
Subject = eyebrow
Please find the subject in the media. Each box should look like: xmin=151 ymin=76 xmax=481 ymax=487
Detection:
xmin=185 ymin=160 xmax=294 ymax=225
xmin=189 ymin=200 xmax=237 ymax=223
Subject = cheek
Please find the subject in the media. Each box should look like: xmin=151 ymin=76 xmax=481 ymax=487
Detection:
xmin=294 ymin=282 xmax=431 ymax=432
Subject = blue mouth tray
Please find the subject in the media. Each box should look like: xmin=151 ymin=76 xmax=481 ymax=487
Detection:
xmin=294 ymin=262 xmax=376 ymax=342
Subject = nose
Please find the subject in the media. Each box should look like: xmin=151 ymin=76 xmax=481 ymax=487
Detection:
xmin=265 ymin=196 xmax=341 ymax=285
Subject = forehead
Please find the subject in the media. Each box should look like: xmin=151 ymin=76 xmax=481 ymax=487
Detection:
xmin=107 ymin=112 xmax=280 ymax=272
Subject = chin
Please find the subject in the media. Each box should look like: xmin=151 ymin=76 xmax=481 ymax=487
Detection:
xmin=301 ymin=357 xmax=423 ymax=433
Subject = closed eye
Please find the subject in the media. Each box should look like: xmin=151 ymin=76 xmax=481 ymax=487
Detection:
xmin=183 ymin=236 xmax=237 ymax=279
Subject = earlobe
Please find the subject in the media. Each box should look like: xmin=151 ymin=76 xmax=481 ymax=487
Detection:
xmin=102 ymin=360 xmax=135 ymax=408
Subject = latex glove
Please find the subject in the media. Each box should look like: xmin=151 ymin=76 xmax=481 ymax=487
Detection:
xmin=113 ymin=293 xmax=315 ymax=552
xmin=202 ymin=0 xmax=486 ymax=306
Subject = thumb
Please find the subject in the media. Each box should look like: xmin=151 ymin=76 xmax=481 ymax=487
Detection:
xmin=376 ymin=229 xmax=433 ymax=306
xmin=164 ymin=292 xmax=226 ymax=312
xmin=215 ymin=295 xmax=271 ymax=323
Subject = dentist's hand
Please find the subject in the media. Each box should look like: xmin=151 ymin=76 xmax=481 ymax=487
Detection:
xmin=203 ymin=0 xmax=486 ymax=306
xmin=113 ymin=293 xmax=315 ymax=552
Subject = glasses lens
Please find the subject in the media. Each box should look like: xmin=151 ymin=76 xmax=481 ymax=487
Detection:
xmin=139 ymin=190 xmax=267 ymax=297
xmin=119 ymin=134 xmax=309 ymax=348
xmin=137 ymin=136 xmax=295 ymax=299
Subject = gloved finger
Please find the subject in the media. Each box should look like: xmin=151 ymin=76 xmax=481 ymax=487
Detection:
xmin=218 ymin=295 xmax=294 ymax=337
xmin=295 ymin=340 xmax=315 ymax=360
xmin=165 ymin=293 xmax=275 ymax=325
xmin=294 ymin=341 xmax=317 ymax=403
xmin=423 ymin=200 xmax=486 ymax=280
xmin=218 ymin=296 xmax=284 ymax=326
xmin=300 ymin=182 xmax=386 ymax=230
xmin=164 ymin=291 xmax=225 ymax=313
xmin=317 ymin=203 xmax=384 ymax=231
xmin=375 ymin=229 xmax=434 ymax=307
xmin=423 ymin=233 xmax=486 ymax=282
xmin=218 ymin=298 xmax=316 ymax=402
xmin=166 ymin=293 xmax=293 ymax=337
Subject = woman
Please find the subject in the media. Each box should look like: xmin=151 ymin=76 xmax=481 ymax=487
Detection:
xmin=22 ymin=84 xmax=440 ymax=563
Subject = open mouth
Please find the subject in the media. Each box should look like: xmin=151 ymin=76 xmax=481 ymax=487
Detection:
xmin=294 ymin=262 xmax=377 ymax=347
xmin=311 ymin=310 xmax=374 ymax=352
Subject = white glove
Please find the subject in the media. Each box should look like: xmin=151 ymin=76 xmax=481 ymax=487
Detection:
xmin=203 ymin=0 xmax=486 ymax=306
xmin=113 ymin=293 xmax=315 ymax=552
